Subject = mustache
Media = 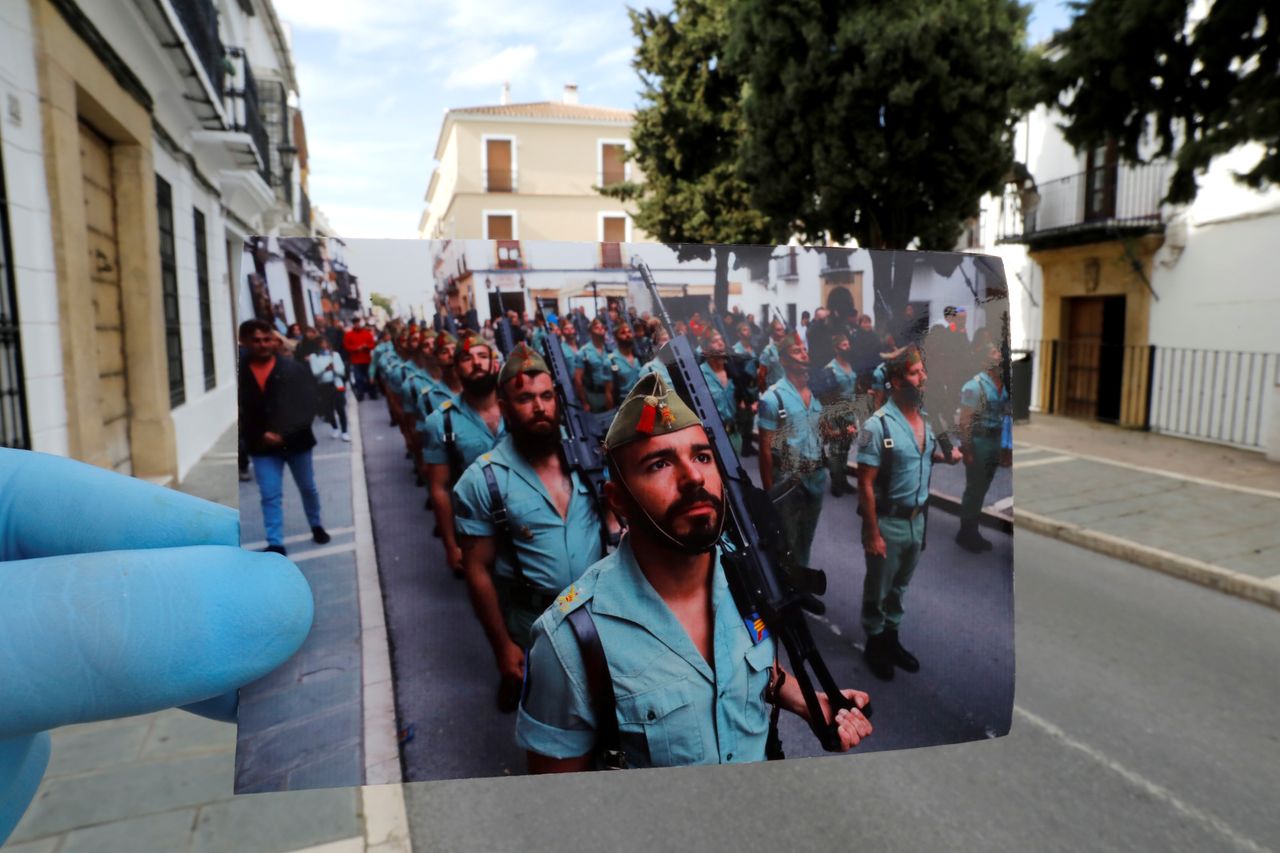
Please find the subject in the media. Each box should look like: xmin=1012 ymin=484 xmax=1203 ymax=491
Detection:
xmin=665 ymin=487 xmax=724 ymax=523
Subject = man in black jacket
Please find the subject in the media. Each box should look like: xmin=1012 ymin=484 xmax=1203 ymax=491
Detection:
xmin=239 ymin=319 xmax=330 ymax=555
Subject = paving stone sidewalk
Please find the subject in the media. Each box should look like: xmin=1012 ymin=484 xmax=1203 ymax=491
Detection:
xmin=4 ymin=422 xmax=392 ymax=853
xmin=1010 ymin=415 xmax=1280 ymax=606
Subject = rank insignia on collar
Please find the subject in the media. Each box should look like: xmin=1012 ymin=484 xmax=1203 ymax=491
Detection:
xmin=556 ymin=585 xmax=580 ymax=613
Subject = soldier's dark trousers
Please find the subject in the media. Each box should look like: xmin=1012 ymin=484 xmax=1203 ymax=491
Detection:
xmin=961 ymin=434 xmax=1000 ymax=530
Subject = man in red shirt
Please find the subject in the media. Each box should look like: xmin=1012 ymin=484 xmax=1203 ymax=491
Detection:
xmin=343 ymin=316 xmax=378 ymax=401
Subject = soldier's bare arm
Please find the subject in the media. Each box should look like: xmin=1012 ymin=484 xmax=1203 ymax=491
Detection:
xmin=856 ymin=464 xmax=886 ymax=556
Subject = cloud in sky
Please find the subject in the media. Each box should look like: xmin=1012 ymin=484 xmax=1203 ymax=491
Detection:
xmin=444 ymin=45 xmax=540 ymax=90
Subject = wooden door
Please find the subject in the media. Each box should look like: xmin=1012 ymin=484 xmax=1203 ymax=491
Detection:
xmin=1063 ymin=297 xmax=1103 ymax=419
xmin=81 ymin=121 xmax=132 ymax=474
xmin=486 ymin=139 xmax=513 ymax=191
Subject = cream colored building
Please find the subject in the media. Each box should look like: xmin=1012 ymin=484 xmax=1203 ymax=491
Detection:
xmin=419 ymin=85 xmax=647 ymax=318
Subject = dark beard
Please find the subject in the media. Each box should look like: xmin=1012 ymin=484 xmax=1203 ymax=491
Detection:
xmin=628 ymin=485 xmax=725 ymax=555
xmin=512 ymin=419 xmax=561 ymax=457
xmin=461 ymin=373 xmax=499 ymax=395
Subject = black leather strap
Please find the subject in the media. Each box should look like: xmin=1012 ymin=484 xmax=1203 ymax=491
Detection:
xmin=565 ymin=607 xmax=625 ymax=769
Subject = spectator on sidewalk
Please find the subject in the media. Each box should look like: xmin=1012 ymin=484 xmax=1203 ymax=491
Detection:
xmin=294 ymin=325 xmax=325 ymax=363
xmin=309 ymin=335 xmax=350 ymax=442
xmin=344 ymin=315 xmax=378 ymax=401
xmin=239 ymin=319 xmax=331 ymax=556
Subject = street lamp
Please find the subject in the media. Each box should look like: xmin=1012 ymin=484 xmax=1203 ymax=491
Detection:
xmin=277 ymin=143 xmax=298 ymax=182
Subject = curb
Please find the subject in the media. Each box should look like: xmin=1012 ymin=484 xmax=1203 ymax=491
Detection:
xmin=1014 ymin=508 xmax=1280 ymax=612
xmin=928 ymin=489 xmax=1014 ymax=534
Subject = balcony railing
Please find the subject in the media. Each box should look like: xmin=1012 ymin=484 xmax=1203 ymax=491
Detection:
xmin=485 ymin=169 xmax=517 ymax=193
xmin=223 ymin=49 xmax=271 ymax=185
xmin=171 ymin=0 xmax=225 ymax=100
xmin=998 ymin=161 xmax=1170 ymax=245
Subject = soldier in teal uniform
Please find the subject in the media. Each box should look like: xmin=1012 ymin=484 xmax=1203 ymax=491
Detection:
xmin=822 ymin=332 xmax=859 ymax=497
xmin=698 ymin=327 xmax=741 ymax=453
xmin=757 ymin=319 xmax=788 ymax=388
xmin=757 ymin=332 xmax=828 ymax=572
xmin=732 ymin=322 xmax=761 ymax=456
xmin=606 ymin=320 xmax=644 ymax=408
xmin=955 ymin=334 xmax=1009 ymax=553
xmin=422 ymin=331 xmax=507 ymax=576
xmin=558 ymin=318 xmax=583 ymax=378
xmin=515 ymin=373 xmax=872 ymax=771
xmin=855 ymin=345 xmax=961 ymax=681
xmin=452 ymin=343 xmax=607 ymax=711
xmin=575 ymin=317 xmax=612 ymax=412
xmin=638 ymin=325 xmax=673 ymax=385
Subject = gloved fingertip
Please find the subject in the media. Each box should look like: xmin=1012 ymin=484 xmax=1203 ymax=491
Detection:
xmin=0 ymin=732 xmax=51 ymax=845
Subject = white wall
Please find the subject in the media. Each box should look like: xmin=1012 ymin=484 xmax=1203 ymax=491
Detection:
xmin=153 ymin=143 xmax=239 ymax=480
xmin=0 ymin=2 xmax=69 ymax=455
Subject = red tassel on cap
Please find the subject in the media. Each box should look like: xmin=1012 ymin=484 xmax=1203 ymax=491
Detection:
xmin=636 ymin=403 xmax=657 ymax=434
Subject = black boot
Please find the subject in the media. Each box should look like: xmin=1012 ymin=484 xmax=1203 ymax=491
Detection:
xmin=883 ymin=628 xmax=920 ymax=673
xmin=955 ymin=523 xmax=987 ymax=553
xmin=312 ymin=526 xmax=331 ymax=545
xmin=863 ymin=633 xmax=895 ymax=681
xmin=263 ymin=544 xmax=287 ymax=556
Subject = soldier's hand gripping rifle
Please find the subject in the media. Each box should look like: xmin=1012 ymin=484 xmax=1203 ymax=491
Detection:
xmin=633 ymin=259 xmax=870 ymax=755
xmin=538 ymin=330 xmax=616 ymax=550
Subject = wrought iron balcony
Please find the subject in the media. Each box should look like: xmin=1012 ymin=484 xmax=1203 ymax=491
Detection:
xmin=997 ymin=161 xmax=1171 ymax=247
xmin=223 ymin=49 xmax=271 ymax=185
xmin=170 ymin=0 xmax=225 ymax=98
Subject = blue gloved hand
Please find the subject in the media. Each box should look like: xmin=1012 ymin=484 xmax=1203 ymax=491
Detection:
xmin=0 ymin=449 xmax=314 ymax=842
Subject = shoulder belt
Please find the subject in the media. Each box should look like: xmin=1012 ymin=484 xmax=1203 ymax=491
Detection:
xmin=564 ymin=607 xmax=625 ymax=770
xmin=481 ymin=462 xmax=524 ymax=586
xmin=773 ymin=390 xmax=787 ymax=422
xmin=442 ymin=406 xmax=463 ymax=484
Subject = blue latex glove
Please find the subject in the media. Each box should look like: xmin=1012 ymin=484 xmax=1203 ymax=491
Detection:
xmin=0 ymin=449 xmax=314 ymax=842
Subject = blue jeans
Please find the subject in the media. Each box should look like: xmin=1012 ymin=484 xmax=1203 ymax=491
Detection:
xmin=351 ymin=363 xmax=373 ymax=400
xmin=251 ymin=450 xmax=322 ymax=546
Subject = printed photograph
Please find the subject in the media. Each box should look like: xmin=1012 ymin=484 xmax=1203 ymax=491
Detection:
xmin=233 ymin=238 xmax=1015 ymax=792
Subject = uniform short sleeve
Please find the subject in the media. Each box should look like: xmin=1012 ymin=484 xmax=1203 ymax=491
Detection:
xmin=515 ymin=614 xmax=597 ymax=760
xmin=856 ymin=415 xmax=885 ymax=468
xmin=756 ymin=391 xmax=780 ymax=432
xmin=959 ymin=377 xmax=981 ymax=410
xmin=422 ymin=410 xmax=448 ymax=464
xmin=452 ymin=463 xmax=496 ymax=537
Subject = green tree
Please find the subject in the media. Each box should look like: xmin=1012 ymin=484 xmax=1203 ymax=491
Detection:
xmin=603 ymin=0 xmax=775 ymax=313
xmin=1037 ymin=0 xmax=1278 ymax=204
xmin=728 ymin=0 xmax=1031 ymax=253
xmin=369 ymin=291 xmax=395 ymax=317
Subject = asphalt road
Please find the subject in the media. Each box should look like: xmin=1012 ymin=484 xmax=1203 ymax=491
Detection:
xmin=358 ymin=398 xmax=1278 ymax=851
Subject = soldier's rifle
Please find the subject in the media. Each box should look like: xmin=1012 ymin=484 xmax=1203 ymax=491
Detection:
xmin=633 ymin=258 xmax=870 ymax=756
xmin=538 ymin=329 xmax=615 ymax=547
xmin=495 ymin=315 xmax=517 ymax=358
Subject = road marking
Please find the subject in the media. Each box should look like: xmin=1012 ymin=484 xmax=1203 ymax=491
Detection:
xmin=989 ymin=496 xmax=1015 ymax=513
xmin=289 ymin=542 xmax=357 ymax=562
xmin=242 ymin=526 xmax=355 ymax=552
xmin=1014 ymin=706 xmax=1271 ymax=853
xmin=1016 ymin=440 xmax=1280 ymax=500
xmin=1012 ymin=455 xmax=1073 ymax=470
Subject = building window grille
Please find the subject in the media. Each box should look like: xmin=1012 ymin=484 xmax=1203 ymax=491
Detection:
xmin=157 ymin=177 xmax=185 ymax=407
xmin=194 ymin=209 xmax=215 ymax=391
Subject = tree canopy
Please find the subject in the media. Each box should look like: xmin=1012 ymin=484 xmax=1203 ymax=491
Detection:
xmin=1037 ymin=0 xmax=1278 ymax=204
xmin=728 ymin=0 xmax=1032 ymax=250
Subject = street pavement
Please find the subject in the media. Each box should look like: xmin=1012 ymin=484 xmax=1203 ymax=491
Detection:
xmin=399 ymin=526 xmax=1280 ymax=853
xmin=235 ymin=428 xmax=364 ymax=793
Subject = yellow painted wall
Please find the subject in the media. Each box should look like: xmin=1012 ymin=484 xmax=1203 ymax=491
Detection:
xmin=425 ymin=115 xmax=645 ymax=242
xmin=1032 ymin=235 xmax=1162 ymax=427
xmin=33 ymin=0 xmax=177 ymax=480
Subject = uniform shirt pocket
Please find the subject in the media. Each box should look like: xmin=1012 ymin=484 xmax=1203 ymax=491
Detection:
xmin=615 ymin=682 xmax=706 ymax=768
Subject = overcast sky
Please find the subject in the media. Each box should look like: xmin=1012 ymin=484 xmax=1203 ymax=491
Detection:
xmin=276 ymin=0 xmax=1075 ymax=242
